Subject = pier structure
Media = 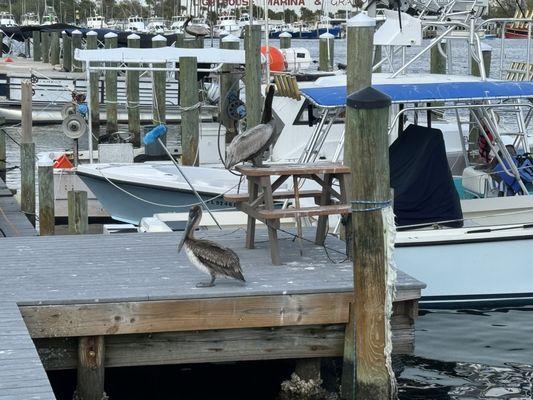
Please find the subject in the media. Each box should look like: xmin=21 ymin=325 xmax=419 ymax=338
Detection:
xmin=0 ymin=229 xmax=424 ymax=399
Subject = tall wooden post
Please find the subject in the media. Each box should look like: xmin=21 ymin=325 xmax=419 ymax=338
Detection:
xmin=430 ymin=41 xmax=446 ymax=74
xmin=38 ymin=161 xmax=55 ymax=236
xmin=152 ymin=35 xmax=167 ymax=129
xmin=345 ymin=87 xmax=394 ymax=400
xmin=50 ymin=31 xmax=60 ymax=65
xmin=279 ymin=31 xmax=292 ymax=49
xmin=20 ymin=81 xmax=35 ymax=227
xmin=374 ymin=45 xmax=382 ymax=73
xmin=471 ymin=42 xmax=492 ymax=77
xmin=220 ymin=34 xmax=240 ymax=144
xmin=25 ymin=38 xmax=31 ymax=58
xmin=68 ymin=190 xmax=88 ymax=234
xmin=341 ymin=13 xmax=395 ymax=400
xmin=75 ymin=336 xmax=106 ymax=400
xmin=32 ymin=30 xmax=41 ymax=61
xmin=86 ymin=31 xmax=100 ymax=146
xmin=104 ymin=32 xmax=118 ymax=134
xmin=179 ymin=56 xmax=199 ymax=166
xmin=0 ymin=127 xmax=5 ymax=183
xmin=71 ymin=30 xmax=82 ymax=72
xmin=127 ymin=34 xmax=141 ymax=147
xmin=41 ymin=32 xmax=50 ymax=64
xmin=319 ymin=32 xmax=335 ymax=71
xmin=244 ymin=24 xmax=262 ymax=129
xmin=62 ymin=31 xmax=71 ymax=72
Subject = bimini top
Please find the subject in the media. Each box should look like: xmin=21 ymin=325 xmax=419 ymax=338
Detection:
xmin=300 ymin=73 xmax=533 ymax=107
xmin=75 ymin=46 xmax=248 ymax=64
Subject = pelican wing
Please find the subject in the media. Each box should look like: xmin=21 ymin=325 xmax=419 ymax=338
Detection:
xmin=190 ymin=239 xmax=245 ymax=281
xmin=226 ymin=123 xmax=274 ymax=167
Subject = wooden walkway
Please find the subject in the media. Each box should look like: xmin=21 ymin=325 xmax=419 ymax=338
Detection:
xmin=0 ymin=178 xmax=36 ymax=237
xmin=0 ymin=229 xmax=425 ymax=399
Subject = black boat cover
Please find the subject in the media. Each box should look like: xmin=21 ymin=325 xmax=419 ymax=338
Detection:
xmin=390 ymin=124 xmax=463 ymax=228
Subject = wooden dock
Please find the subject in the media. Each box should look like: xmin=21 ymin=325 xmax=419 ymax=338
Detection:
xmin=0 ymin=178 xmax=36 ymax=237
xmin=0 ymin=229 xmax=425 ymax=399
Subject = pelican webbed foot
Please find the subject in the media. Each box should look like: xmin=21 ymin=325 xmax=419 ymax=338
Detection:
xmin=196 ymin=275 xmax=216 ymax=288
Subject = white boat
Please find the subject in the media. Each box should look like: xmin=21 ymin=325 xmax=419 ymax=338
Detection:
xmin=20 ymin=12 xmax=39 ymax=26
xmin=0 ymin=12 xmax=17 ymax=27
xmin=126 ymin=16 xmax=146 ymax=32
xmin=214 ymin=15 xmax=242 ymax=38
xmin=86 ymin=15 xmax=108 ymax=29
xmin=41 ymin=7 xmax=59 ymax=25
xmin=146 ymin=16 xmax=167 ymax=34
xmin=170 ymin=15 xmax=187 ymax=32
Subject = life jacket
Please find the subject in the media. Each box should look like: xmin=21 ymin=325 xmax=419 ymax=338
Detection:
xmin=478 ymin=123 xmax=494 ymax=163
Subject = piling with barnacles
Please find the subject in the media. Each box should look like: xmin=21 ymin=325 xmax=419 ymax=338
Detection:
xmin=50 ymin=31 xmax=60 ymax=66
xmin=86 ymin=31 xmax=100 ymax=145
xmin=71 ymin=30 xmax=82 ymax=72
xmin=32 ymin=30 xmax=41 ymax=61
xmin=152 ymin=35 xmax=167 ymax=131
xmin=279 ymin=31 xmax=292 ymax=49
xmin=319 ymin=32 xmax=335 ymax=72
xmin=104 ymin=32 xmax=118 ymax=134
xmin=62 ymin=31 xmax=71 ymax=72
xmin=220 ymin=34 xmax=240 ymax=144
xmin=179 ymin=56 xmax=199 ymax=166
xmin=127 ymin=34 xmax=141 ymax=147
xmin=341 ymin=13 xmax=396 ymax=400
xmin=244 ymin=25 xmax=262 ymax=129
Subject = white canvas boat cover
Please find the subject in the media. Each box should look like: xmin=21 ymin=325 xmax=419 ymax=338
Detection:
xmin=74 ymin=46 xmax=249 ymax=64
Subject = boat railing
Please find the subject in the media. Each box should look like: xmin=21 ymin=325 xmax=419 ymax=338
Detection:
xmin=478 ymin=18 xmax=533 ymax=80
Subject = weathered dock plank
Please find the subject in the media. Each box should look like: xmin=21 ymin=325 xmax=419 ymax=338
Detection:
xmin=0 ymin=179 xmax=36 ymax=237
xmin=0 ymin=229 xmax=425 ymax=399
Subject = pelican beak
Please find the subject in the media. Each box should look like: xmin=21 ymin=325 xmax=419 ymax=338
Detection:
xmin=178 ymin=207 xmax=199 ymax=252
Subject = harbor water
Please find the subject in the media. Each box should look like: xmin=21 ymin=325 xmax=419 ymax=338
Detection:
xmin=3 ymin=38 xmax=533 ymax=399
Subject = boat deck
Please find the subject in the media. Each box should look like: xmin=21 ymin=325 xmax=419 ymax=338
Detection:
xmin=0 ymin=178 xmax=36 ymax=237
xmin=0 ymin=229 xmax=425 ymax=399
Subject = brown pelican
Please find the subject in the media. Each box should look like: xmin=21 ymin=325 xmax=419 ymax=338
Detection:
xmin=225 ymin=84 xmax=277 ymax=168
xmin=178 ymin=205 xmax=245 ymax=287
xmin=183 ymin=16 xmax=210 ymax=38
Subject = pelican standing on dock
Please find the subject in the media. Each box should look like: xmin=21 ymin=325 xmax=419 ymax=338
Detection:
xmin=225 ymin=84 xmax=277 ymax=168
xmin=178 ymin=205 xmax=245 ymax=287
xmin=183 ymin=16 xmax=210 ymax=38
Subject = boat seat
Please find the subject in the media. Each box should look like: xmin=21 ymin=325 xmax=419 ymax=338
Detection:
xmin=225 ymin=189 xmax=322 ymax=203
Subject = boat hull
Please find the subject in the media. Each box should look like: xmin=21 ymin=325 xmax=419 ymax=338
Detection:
xmin=269 ymin=27 xmax=341 ymax=39
xmin=505 ymin=29 xmax=530 ymax=38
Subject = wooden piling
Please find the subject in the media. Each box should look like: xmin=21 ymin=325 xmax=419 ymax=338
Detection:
xmin=68 ymin=190 xmax=88 ymax=234
xmin=179 ymin=56 xmax=199 ymax=166
xmin=41 ymin=32 xmax=50 ymax=64
xmin=86 ymin=31 xmax=100 ymax=145
xmin=342 ymin=14 xmax=397 ymax=400
xmin=319 ymin=32 xmax=335 ymax=72
xmin=471 ymin=42 xmax=492 ymax=77
xmin=38 ymin=162 xmax=55 ymax=236
xmin=25 ymin=38 xmax=31 ymax=58
xmin=374 ymin=45 xmax=382 ymax=73
xmin=50 ymin=31 xmax=60 ymax=65
xmin=104 ymin=32 xmax=118 ymax=134
xmin=220 ymin=34 xmax=240 ymax=144
xmin=279 ymin=31 xmax=292 ymax=49
xmin=0 ymin=127 xmax=5 ymax=183
xmin=430 ymin=41 xmax=446 ymax=75
xmin=244 ymin=25 xmax=262 ymax=129
xmin=152 ymin=35 xmax=167 ymax=129
xmin=127 ymin=34 xmax=141 ymax=147
xmin=75 ymin=336 xmax=106 ymax=400
xmin=32 ymin=30 xmax=41 ymax=61
xmin=20 ymin=81 xmax=35 ymax=227
xmin=62 ymin=31 xmax=71 ymax=72
xmin=71 ymin=30 xmax=82 ymax=72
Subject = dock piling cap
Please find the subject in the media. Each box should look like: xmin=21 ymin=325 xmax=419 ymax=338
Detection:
xmin=347 ymin=12 xmax=376 ymax=28
xmin=346 ymin=87 xmax=391 ymax=109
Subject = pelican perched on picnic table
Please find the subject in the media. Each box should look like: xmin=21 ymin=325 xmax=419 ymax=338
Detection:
xmin=183 ymin=15 xmax=210 ymax=38
xmin=225 ymin=84 xmax=277 ymax=168
xmin=178 ymin=205 xmax=245 ymax=287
